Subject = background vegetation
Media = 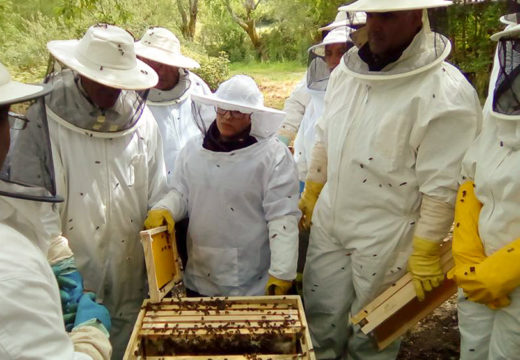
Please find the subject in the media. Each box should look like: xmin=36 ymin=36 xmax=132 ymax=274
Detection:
xmin=0 ymin=0 xmax=509 ymax=99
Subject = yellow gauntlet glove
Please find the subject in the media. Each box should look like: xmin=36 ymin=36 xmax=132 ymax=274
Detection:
xmin=144 ymin=209 xmax=175 ymax=237
xmin=265 ymin=275 xmax=293 ymax=295
xmin=408 ymin=236 xmax=445 ymax=301
xmin=447 ymin=181 xmax=510 ymax=309
xmin=298 ymin=181 xmax=324 ymax=231
xmin=449 ymin=238 xmax=520 ymax=306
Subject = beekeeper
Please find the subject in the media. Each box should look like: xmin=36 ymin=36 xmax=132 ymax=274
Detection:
xmin=299 ymin=0 xmax=482 ymax=359
xmin=0 ymin=62 xmax=111 ymax=359
xmin=293 ymin=25 xmax=354 ymax=184
xmin=276 ymin=10 xmax=365 ymax=147
xmin=135 ymin=27 xmax=212 ymax=185
xmin=449 ymin=24 xmax=520 ymax=360
xmin=41 ymin=24 xmax=167 ymax=359
xmin=144 ymin=75 xmax=300 ymax=297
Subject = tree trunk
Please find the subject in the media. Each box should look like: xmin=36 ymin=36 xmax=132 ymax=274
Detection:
xmin=177 ymin=0 xmax=198 ymax=40
xmin=224 ymin=0 xmax=267 ymax=60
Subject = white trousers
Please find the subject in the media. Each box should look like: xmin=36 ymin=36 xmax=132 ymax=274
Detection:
xmin=303 ymin=224 xmax=401 ymax=360
xmin=458 ymin=288 xmax=520 ymax=360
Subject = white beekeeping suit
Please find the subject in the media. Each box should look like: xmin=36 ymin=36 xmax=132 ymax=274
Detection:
xmin=293 ymin=26 xmax=355 ymax=182
xmin=0 ymin=62 xmax=111 ymax=360
xmin=277 ymin=10 xmax=366 ymax=147
xmin=43 ymin=24 xmax=167 ymax=359
xmin=301 ymin=0 xmax=482 ymax=359
xmin=148 ymin=75 xmax=300 ymax=297
xmin=451 ymin=24 xmax=520 ymax=360
xmin=135 ymin=27 xmax=212 ymax=186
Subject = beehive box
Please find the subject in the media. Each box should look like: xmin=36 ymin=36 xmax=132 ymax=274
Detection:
xmin=124 ymin=295 xmax=315 ymax=359
xmin=140 ymin=226 xmax=185 ymax=302
xmin=351 ymin=240 xmax=457 ymax=350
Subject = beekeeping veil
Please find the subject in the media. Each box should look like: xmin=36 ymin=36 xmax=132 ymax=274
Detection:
xmin=489 ymin=24 xmax=520 ymax=148
xmin=339 ymin=0 xmax=453 ymax=78
xmin=0 ymin=63 xmax=61 ymax=202
xmin=44 ymin=24 xmax=158 ymax=138
xmin=191 ymin=75 xmax=284 ymax=139
xmin=319 ymin=10 xmax=367 ymax=32
xmin=307 ymin=26 xmax=355 ymax=92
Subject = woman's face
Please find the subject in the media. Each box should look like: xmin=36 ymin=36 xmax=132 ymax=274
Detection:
xmin=325 ymin=43 xmax=349 ymax=71
xmin=216 ymin=108 xmax=252 ymax=139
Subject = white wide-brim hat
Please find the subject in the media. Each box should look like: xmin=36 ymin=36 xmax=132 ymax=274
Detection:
xmin=0 ymin=63 xmax=51 ymax=106
xmin=309 ymin=26 xmax=354 ymax=56
xmin=491 ymin=23 xmax=520 ymax=41
xmin=340 ymin=0 xmax=452 ymax=12
xmin=47 ymin=24 xmax=158 ymax=90
xmin=191 ymin=75 xmax=284 ymax=118
xmin=500 ymin=13 xmax=520 ymax=26
xmin=319 ymin=11 xmax=366 ymax=31
xmin=135 ymin=27 xmax=200 ymax=69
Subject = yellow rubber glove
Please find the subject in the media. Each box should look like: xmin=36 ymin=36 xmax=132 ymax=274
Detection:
xmin=265 ymin=275 xmax=293 ymax=295
xmin=408 ymin=236 xmax=445 ymax=301
xmin=451 ymin=181 xmax=485 ymax=266
xmin=447 ymin=181 xmax=510 ymax=309
xmin=449 ymin=238 xmax=520 ymax=306
xmin=144 ymin=209 xmax=175 ymax=237
xmin=298 ymin=181 xmax=324 ymax=231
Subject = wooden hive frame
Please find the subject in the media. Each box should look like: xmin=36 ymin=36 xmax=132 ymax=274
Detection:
xmin=140 ymin=226 xmax=185 ymax=303
xmin=351 ymin=240 xmax=457 ymax=350
xmin=124 ymin=295 xmax=316 ymax=360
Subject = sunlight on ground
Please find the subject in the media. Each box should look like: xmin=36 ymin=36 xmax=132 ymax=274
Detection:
xmin=230 ymin=62 xmax=306 ymax=110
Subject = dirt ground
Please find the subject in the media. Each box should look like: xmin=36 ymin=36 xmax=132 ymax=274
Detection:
xmin=397 ymin=295 xmax=460 ymax=360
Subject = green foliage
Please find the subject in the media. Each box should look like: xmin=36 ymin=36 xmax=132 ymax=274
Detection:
xmin=445 ymin=1 xmax=506 ymax=101
xmin=0 ymin=0 xmax=229 ymax=88
xmin=191 ymin=52 xmax=231 ymax=90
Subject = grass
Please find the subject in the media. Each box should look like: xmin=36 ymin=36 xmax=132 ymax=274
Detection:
xmin=229 ymin=61 xmax=306 ymax=109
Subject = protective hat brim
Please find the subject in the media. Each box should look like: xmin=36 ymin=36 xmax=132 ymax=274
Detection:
xmin=47 ymin=40 xmax=158 ymax=90
xmin=134 ymin=42 xmax=200 ymax=69
xmin=0 ymin=81 xmax=52 ymax=106
xmin=191 ymin=93 xmax=285 ymax=118
xmin=340 ymin=0 xmax=451 ymax=13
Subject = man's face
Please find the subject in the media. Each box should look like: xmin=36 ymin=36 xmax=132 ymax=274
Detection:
xmin=366 ymin=10 xmax=422 ymax=58
xmin=138 ymin=57 xmax=180 ymax=91
xmin=216 ymin=108 xmax=252 ymax=139
xmin=0 ymin=105 xmax=10 ymax=167
xmin=325 ymin=43 xmax=350 ymax=71
xmin=80 ymin=76 xmax=121 ymax=110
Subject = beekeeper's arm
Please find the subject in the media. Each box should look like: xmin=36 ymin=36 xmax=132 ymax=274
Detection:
xmin=263 ymin=146 xmax=301 ymax=295
xmin=298 ymin=90 xmax=330 ymax=231
xmin=0 ymin=260 xmax=111 ymax=360
xmin=46 ymin=235 xmax=112 ymax=360
xmin=408 ymin=84 xmax=482 ymax=301
xmin=144 ymin=143 xmax=190 ymax=236
xmin=143 ymin=107 xmax=169 ymax=207
xmin=277 ymin=75 xmax=311 ymax=146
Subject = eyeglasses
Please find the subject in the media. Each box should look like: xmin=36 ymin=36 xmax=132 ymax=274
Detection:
xmin=8 ymin=112 xmax=30 ymax=130
xmin=216 ymin=108 xmax=246 ymax=118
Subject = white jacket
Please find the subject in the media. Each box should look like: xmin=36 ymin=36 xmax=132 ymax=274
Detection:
xmin=46 ymin=86 xmax=168 ymax=358
xmin=277 ymin=75 xmax=311 ymax=141
xmin=0 ymin=197 xmax=110 ymax=360
xmin=293 ymin=89 xmax=325 ymax=181
xmin=147 ymin=71 xmax=212 ymax=187
xmin=312 ymin=28 xmax=482 ymax=304
xmin=154 ymin=135 xmax=300 ymax=296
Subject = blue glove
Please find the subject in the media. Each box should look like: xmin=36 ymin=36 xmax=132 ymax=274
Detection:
xmin=52 ymin=257 xmax=84 ymax=330
xmin=74 ymin=292 xmax=111 ymax=333
xmin=52 ymin=257 xmax=84 ymax=304
xmin=299 ymin=181 xmax=305 ymax=194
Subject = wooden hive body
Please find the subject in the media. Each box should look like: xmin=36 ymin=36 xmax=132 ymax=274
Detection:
xmin=124 ymin=295 xmax=315 ymax=360
xmin=351 ymin=240 xmax=457 ymax=350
